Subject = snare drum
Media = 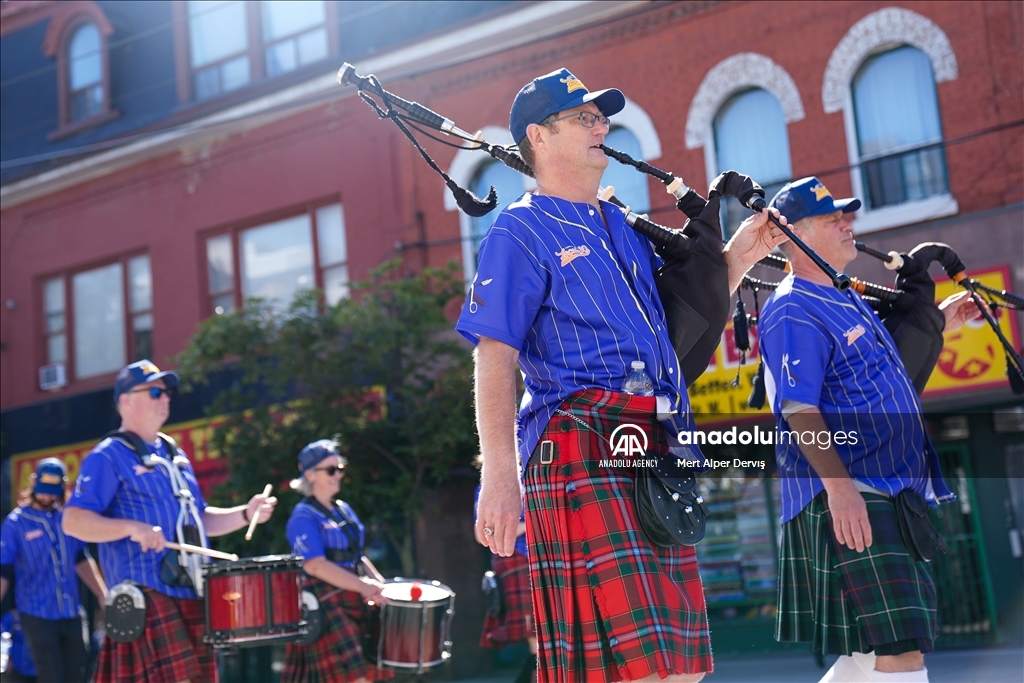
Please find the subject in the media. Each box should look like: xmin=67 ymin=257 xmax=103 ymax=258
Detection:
xmin=367 ymin=579 xmax=455 ymax=672
xmin=203 ymin=554 xmax=306 ymax=648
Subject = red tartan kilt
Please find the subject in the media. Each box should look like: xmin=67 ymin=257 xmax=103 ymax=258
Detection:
xmin=526 ymin=389 xmax=712 ymax=683
xmin=94 ymin=587 xmax=217 ymax=683
xmin=480 ymin=550 xmax=534 ymax=647
xmin=281 ymin=578 xmax=393 ymax=683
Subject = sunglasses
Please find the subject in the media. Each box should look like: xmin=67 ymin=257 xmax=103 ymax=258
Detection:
xmin=312 ymin=465 xmax=344 ymax=477
xmin=130 ymin=386 xmax=171 ymax=399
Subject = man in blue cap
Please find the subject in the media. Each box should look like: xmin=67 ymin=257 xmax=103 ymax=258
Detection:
xmin=458 ymin=68 xmax=787 ymax=682
xmin=759 ymin=177 xmax=981 ymax=682
xmin=1 ymin=458 xmax=107 ymax=682
xmin=62 ymin=359 xmax=279 ymax=683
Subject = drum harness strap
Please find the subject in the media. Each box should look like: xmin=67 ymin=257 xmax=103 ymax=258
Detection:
xmin=305 ymin=497 xmax=362 ymax=569
xmin=106 ymin=430 xmax=210 ymax=597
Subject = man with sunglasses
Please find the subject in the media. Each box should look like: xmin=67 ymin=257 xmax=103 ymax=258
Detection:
xmin=63 ymin=359 xmax=278 ymax=683
xmin=457 ymin=68 xmax=786 ymax=682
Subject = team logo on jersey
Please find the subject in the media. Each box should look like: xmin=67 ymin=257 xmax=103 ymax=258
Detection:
xmin=556 ymin=245 xmax=591 ymax=266
xmin=24 ymin=530 xmax=43 ymax=542
xmin=559 ymin=75 xmax=586 ymax=93
xmin=133 ymin=464 xmax=153 ymax=476
xmin=781 ymin=353 xmax=801 ymax=387
xmin=844 ymin=324 xmax=866 ymax=345
xmin=811 ymin=183 xmax=832 ymax=201
xmin=610 ymin=424 xmax=648 ymax=457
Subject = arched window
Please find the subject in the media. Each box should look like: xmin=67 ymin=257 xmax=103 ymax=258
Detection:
xmin=43 ymin=2 xmax=116 ymax=136
xmin=600 ymin=127 xmax=650 ymax=214
xmin=69 ymin=23 xmax=104 ymax=121
xmin=467 ymin=161 xmax=526 ymax=271
xmin=713 ymin=88 xmax=792 ymax=236
xmin=852 ymin=46 xmax=947 ymax=210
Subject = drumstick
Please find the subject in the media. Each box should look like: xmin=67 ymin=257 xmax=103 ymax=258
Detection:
xmin=244 ymin=484 xmax=273 ymax=541
xmin=361 ymin=556 xmax=386 ymax=583
xmin=165 ymin=542 xmax=238 ymax=562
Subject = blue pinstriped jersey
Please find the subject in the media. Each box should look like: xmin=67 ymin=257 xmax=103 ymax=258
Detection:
xmin=66 ymin=437 xmax=207 ymax=599
xmin=759 ymin=275 xmax=953 ymax=522
xmin=455 ymin=193 xmax=698 ymax=470
xmin=1 ymin=506 xmax=87 ymax=619
xmin=286 ymin=499 xmax=365 ymax=569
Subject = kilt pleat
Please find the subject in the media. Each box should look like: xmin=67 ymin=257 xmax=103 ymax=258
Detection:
xmin=94 ymin=588 xmax=216 ymax=683
xmin=525 ymin=388 xmax=713 ymax=683
xmin=776 ymin=492 xmax=937 ymax=656
xmin=481 ymin=550 xmax=534 ymax=647
xmin=281 ymin=579 xmax=392 ymax=683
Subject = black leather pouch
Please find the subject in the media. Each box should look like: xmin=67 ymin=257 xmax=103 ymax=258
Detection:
xmin=634 ymin=459 xmax=709 ymax=547
xmin=481 ymin=570 xmax=503 ymax=618
xmin=895 ymin=489 xmax=947 ymax=562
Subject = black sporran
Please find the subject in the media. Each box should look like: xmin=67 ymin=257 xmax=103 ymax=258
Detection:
xmin=895 ymin=489 xmax=947 ymax=562
xmin=634 ymin=459 xmax=708 ymax=547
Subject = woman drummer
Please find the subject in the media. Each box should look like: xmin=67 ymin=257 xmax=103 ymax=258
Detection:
xmin=282 ymin=439 xmax=389 ymax=683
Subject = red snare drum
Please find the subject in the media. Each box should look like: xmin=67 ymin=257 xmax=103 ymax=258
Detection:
xmin=368 ymin=579 xmax=455 ymax=672
xmin=203 ymin=555 xmax=306 ymax=648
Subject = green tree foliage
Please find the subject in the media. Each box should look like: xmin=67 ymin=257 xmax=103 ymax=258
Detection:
xmin=176 ymin=260 xmax=477 ymax=574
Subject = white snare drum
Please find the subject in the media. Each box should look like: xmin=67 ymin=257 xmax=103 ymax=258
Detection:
xmin=367 ymin=579 xmax=454 ymax=672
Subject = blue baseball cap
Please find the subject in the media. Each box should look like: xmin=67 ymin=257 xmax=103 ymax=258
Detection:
xmin=297 ymin=439 xmax=344 ymax=475
xmin=34 ymin=458 xmax=67 ymax=496
xmin=114 ymin=359 xmax=179 ymax=402
xmin=510 ymin=68 xmax=625 ymax=144
xmin=769 ymin=177 xmax=861 ymax=224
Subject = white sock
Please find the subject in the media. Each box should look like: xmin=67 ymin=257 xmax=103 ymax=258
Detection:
xmin=871 ymin=667 xmax=928 ymax=682
xmin=818 ymin=655 xmax=873 ymax=683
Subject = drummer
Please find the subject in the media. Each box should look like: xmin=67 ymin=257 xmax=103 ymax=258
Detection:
xmin=282 ymin=439 xmax=389 ymax=683
xmin=62 ymin=359 xmax=278 ymax=683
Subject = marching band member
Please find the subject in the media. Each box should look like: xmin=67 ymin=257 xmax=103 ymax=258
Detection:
xmin=459 ymin=68 xmax=784 ymax=683
xmin=759 ymin=178 xmax=982 ymax=683
xmin=282 ymin=439 xmax=388 ymax=683
xmin=1 ymin=458 xmax=106 ymax=683
xmin=62 ymin=360 xmax=277 ymax=683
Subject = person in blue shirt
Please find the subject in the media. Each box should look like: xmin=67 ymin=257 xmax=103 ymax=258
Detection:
xmin=759 ymin=177 xmax=982 ymax=683
xmin=458 ymin=68 xmax=786 ymax=683
xmin=62 ymin=360 xmax=277 ymax=683
xmin=282 ymin=439 xmax=387 ymax=683
xmin=1 ymin=458 xmax=107 ymax=683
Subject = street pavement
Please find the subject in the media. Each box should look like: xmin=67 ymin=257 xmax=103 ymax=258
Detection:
xmin=456 ymin=646 xmax=1024 ymax=683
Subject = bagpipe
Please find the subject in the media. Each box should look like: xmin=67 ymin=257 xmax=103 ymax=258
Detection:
xmin=738 ymin=242 xmax=1024 ymax=405
xmin=334 ymin=64 xmax=856 ymax=386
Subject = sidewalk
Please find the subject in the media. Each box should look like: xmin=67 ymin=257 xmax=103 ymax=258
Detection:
xmin=456 ymin=647 xmax=1024 ymax=683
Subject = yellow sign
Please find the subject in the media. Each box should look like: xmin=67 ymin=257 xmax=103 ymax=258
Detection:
xmin=687 ymin=266 xmax=1020 ymax=423
xmin=923 ymin=267 xmax=1019 ymax=396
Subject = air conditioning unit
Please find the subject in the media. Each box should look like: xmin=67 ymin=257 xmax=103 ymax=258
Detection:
xmin=39 ymin=362 xmax=67 ymax=390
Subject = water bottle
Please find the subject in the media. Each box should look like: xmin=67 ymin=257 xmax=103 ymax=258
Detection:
xmin=622 ymin=360 xmax=654 ymax=396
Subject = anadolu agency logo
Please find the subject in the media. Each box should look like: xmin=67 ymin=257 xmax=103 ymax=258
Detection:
xmin=599 ymin=424 xmax=658 ymax=468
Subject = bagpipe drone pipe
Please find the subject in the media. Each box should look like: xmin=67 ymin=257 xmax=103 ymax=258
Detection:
xmin=743 ymin=243 xmax=1024 ymax=404
xmin=335 ymin=63 xmax=853 ymax=386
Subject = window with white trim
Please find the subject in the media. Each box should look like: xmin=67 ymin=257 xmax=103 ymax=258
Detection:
xmin=713 ymin=88 xmax=792 ymax=237
xmin=852 ymin=46 xmax=948 ymax=210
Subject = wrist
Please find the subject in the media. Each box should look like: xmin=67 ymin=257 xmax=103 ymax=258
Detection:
xmin=241 ymin=506 xmax=250 ymax=523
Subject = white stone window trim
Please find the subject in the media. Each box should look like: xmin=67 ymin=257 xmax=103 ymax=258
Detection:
xmin=682 ymin=53 xmax=803 ymax=194
xmin=445 ymin=97 xmax=661 ymax=281
xmin=825 ymin=8 xmax=959 ymax=233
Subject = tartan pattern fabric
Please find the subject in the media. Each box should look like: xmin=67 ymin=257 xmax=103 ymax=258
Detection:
xmin=524 ymin=388 xmax=713 ymax=683
xmin=94 ymin=587 xmax=216 ymax=683
xmin=282 ymin=579 xmax=392 ymax=683
xmin=776 ymin=492 xmax=937 ymax=656
xmin=480 ymin=550 xmax=534 ymax=647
